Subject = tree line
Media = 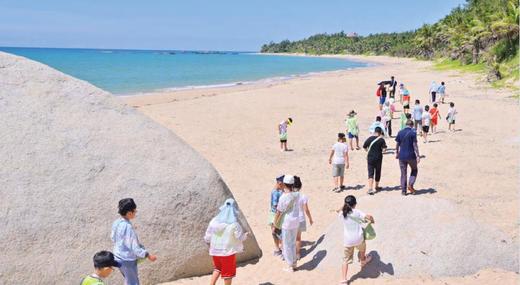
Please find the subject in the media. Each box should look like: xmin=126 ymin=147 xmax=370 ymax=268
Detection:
xmin=261 ymin=0 xmax=518 ymax=80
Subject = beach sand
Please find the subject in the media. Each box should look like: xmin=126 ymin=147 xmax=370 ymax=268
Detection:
xmin=122 ymin=55 xmax=519 ymax=285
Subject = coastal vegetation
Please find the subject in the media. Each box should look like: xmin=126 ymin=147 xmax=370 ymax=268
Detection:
xmin=261 ymin=0 xmax=519 ymax=85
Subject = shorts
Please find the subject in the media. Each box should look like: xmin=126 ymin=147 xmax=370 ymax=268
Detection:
xmin=449 ymin=120 xmax=455 ymax=124
xmin=212 ymin=255 xmax=236 ymax=279
xmin=379 ymin=96 xmax=386 ymax=105
xmin=343 ymin=241 xmax=366 ymax=264
xmin=403 ymin=104 xmax=410 ymax=110
xmin=280 ymin=139 xmax=287 ymax=143
xmin=332 ymin=164 xmax=346 ymax=177
xmin=422 ymin=126 xmax=430 ymax=133
xmin=298 ymin=220 xmax=307 ymax=232
xmin=348 ymin=132 xmax=358 ymax=139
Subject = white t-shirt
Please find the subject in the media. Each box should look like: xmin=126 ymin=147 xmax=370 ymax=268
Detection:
xmin=277 ymin=192 xmax=300 ymax=230
xmin=279 ymin=121 xmax=287 ymax=134
xmin=422 ymin=112 xmax=431 ymax=126
xmin=447 ymin=107 xmax=457 ymax=121
xmin=298 ymin=194 xmax=308 ymax=222
xmin=340 ymin=209 xmax=367 ymax=247
xmin=332 ymin=142 xmax=348 ymax=165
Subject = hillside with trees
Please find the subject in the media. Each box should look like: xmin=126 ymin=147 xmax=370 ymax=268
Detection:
xmin=261 ymin=0 xmax=518 ymax=83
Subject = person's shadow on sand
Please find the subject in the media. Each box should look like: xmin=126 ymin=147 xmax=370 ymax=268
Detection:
xmin=348 ymin=251 xmax=394 ymax=284
xmin=297 ymin=250 xmax=327 ymax=271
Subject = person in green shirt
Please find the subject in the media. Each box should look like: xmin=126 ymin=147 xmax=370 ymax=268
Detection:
xmin=400 ymin=113 xmax=412 ymax=130
xmin=345 ymin=110 xmax=360 ymax=150
xmin=80 ymin=251 xmax=120 ymax=285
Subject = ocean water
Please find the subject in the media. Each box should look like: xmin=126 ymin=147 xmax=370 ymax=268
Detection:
xmin=0 ymin=47 xmax=369 ymax=94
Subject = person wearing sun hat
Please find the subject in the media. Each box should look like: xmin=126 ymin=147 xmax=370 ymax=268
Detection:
xmin=80 ymin=251 xmax=121 ymax=285
xmin=278 ymin=117 xmax=293 ymax=152
xmin=274 ymin=175 xmax=301 ymax=272
xmin=205 ymin=198 xmax=249 ymax=285
xmin=345 ymin=110 xmax=360 ymax=151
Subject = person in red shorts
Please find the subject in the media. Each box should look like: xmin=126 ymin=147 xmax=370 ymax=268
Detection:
xmin=204 ymin=198 xmax=249 ymax=285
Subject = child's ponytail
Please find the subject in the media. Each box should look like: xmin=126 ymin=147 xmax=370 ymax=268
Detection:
xmin=342 ymin=195 xmax=357 ymax=218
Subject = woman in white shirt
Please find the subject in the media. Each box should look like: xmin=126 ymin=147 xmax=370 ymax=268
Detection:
xmin=274 ymin=175 xmax=301 ymax=272
xmin=339 ymin=195 xmax=375 ymax=284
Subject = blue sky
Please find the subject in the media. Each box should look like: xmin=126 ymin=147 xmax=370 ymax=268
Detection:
xmin=0 ymin=0 xmax=466 ymax=51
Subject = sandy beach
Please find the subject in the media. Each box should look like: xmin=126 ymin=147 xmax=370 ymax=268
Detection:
xmin=122 ymin=55 xmax=519 ymax=285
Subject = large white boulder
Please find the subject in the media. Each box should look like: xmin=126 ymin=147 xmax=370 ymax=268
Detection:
xmin=0 ymin=52 xmax=262 ymax=284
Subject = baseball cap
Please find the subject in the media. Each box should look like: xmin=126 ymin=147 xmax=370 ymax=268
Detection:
xmin=93 ymin=251 xmax=120 ymax=268
xmin=276 ymin=175 xmax=285 ymax=182
xmin=283 ymin=175 xmax=295 ymax=185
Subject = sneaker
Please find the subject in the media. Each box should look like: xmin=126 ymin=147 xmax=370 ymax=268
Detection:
xmin=368 ymin=189 xmax=375 ymax=195
xmin=401 ymin=192 xmax=407 ymax=196
xmin=408 ymin=185 xmax=416 ymax=195
xmin=340 ymin=185 xmax=346 ymax=190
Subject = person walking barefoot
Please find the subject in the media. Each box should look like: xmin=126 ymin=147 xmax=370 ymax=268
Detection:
xmin=338 ymin=195 xmax=375 ymax=284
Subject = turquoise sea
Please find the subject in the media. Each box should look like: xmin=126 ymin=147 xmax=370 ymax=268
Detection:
xmin=0 ymin=47 xmax=369 ymax=94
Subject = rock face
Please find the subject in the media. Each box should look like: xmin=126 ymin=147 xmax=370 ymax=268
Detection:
xmin=0 ymin=52 xmax=262 ymax=284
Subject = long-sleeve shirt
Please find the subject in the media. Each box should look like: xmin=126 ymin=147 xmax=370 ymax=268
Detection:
xmin=111 ymin=218 xmax=148 ymax=261
xmin=204 ymin=218 xmax=247 ymax=256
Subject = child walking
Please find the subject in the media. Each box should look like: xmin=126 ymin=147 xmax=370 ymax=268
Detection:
xmin=274 ymin=175 xmax=301 ymax=272
xmin=412 ymin=100 xmax=423 ymax=133
xmin=269 ymin=175 xmax=285 ymax=256
xmin=345 ymin=110 xmax=360 ymax=150
xmin=401 ymin=84 xmax=411 ymax=114
xmin=422 ymin=105 xmax=432 ymax=143
xmin=429 ymin=103 xmax=441 ymax=133
xmin=205 ymin=199 xmax=249 ymax=285
xmin=294 ymin=176 xmax=313 ymax=260
xmin=447 ymin=102 xmax=458 ymax=131
xmin=111 ymin=198 xmax=157 ymax=285
xmin=338 ymin=195 xmax=375 ymax=284
xmin=278 ymin=118 xmax=293 ymax=152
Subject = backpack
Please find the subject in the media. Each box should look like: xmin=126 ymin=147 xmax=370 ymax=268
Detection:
xmin=376 ymin=88 xmax=382 ymax=97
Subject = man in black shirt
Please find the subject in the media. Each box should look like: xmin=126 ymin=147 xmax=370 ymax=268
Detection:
xmin=363 ymin=127 xmax=387 ymax=195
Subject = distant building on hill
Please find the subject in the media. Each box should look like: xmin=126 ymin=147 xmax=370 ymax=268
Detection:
xmin=346 ymin=32 xmax=359 ymax=38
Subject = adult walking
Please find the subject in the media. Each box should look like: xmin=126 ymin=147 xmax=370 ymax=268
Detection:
xmin=363 ymin=127 xmax=387 ymax=195
xmin=205 ymin=198 xmax=249 ymax=285
xmin=395 ymin=120 xmax=420 ymax=195
xmin=274 ymin=175 xmax=301 ymax=272
xmin=388 ymin=76 xmax=397 ymax=100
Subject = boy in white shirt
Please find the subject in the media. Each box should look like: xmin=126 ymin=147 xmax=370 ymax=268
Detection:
xmin=422 ymin=105 xmax=432 ymax=143
xmin=328 ymin=133 xmax=349 ymax=192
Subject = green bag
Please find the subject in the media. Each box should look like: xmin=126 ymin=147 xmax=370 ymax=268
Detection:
xmin=363 ymin=223 xmax=376 ymax=240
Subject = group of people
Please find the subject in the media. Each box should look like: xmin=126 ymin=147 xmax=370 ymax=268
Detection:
xmin=268 ymin=175 xmax=314 ymax=272
xmin=80 ymin=76 xmax=460 ymax=285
